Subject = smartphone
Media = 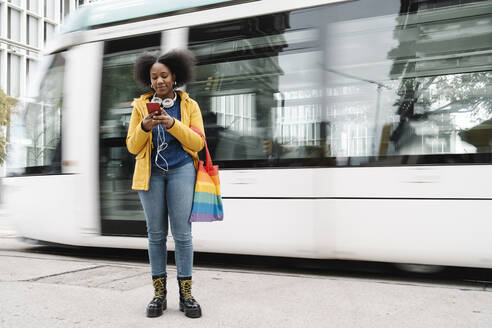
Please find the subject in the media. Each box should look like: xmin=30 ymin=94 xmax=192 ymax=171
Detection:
xmin=146 ymin=102 xmax=161 ymax=114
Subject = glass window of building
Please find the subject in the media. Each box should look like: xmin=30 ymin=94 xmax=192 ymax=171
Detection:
xmin=7 ymin=53 xmax=20 ymax=97
xmin=0 ymin=4 xmax=3 ymax=36
xmin=26 ymin=15 xmax=39 ymax=47
xmin=44 ymin=0 xmax=55 ymax=20
xmin=44 ymin=22 xmax=56 ymax=43
xmin=63 ymin=0 xmax=71 ymax=17
xmin=8 ymin=7 xmax=21 ymax=42
xmin=27 ymin=0 xmax=39 ymax=13
xmin=8 ymin=0 xmax=21 ymax=6
xmin=26 ymin=58 xmax=38 ymax=86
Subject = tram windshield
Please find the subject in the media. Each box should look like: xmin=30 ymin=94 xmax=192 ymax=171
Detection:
xmin=6 ymin=53 xmax=65 ymax=176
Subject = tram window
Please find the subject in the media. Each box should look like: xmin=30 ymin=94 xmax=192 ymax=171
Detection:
xmin=323 ymin=0 xmax=492 ymax=165
xmin=6 ymin=53 xmax=64 ymax=176
xmin=188 ymin=0 xmax=492 ymax=168
xmin=188 ymin=9 xmax=325 ymax=167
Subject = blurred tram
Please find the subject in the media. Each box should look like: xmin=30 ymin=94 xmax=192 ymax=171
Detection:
xmin=4 ymin=0 xmax=492 ymax=269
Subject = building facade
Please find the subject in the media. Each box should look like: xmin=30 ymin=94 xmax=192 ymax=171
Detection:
xmin=0 ymin=0 xmax=98 ymax=101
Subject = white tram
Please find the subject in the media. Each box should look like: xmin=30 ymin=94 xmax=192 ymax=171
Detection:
xmin=4 ymin=0 xmax=492 ymax=269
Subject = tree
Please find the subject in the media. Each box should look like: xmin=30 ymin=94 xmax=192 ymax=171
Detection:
xmin=0 ymin=88 xmax=16 ymax=165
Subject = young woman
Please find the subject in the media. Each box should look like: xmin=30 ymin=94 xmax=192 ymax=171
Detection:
xmin=126 ymin=49 xmax=205 ymax=319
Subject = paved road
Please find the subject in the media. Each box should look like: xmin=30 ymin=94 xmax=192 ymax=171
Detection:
xmin=1 ymin=235 xmax=492 ymax=328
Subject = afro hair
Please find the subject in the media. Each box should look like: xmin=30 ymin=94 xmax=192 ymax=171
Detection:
xmin=133 ymin=49 xmax=197 ymax=90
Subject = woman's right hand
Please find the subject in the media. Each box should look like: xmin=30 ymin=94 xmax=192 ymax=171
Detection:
xmin=141 ymin=111 xmax=161 ymax=132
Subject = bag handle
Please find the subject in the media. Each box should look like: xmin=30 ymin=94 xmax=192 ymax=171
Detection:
xmin=190 ymin=126 xmax=213 ymax=168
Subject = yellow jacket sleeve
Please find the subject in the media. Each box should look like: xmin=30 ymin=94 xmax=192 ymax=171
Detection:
xmin=167 ymin=100 xmax=205 ymax=152
xmin=126 ymin=101 xmax=151 ymax=155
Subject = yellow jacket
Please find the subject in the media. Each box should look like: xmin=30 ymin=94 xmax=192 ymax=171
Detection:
xmin=126 ymin=90 xmax=205 ymax=190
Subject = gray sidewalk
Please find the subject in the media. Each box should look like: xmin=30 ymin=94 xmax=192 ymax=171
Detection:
xmin=1 ymin=238 xmax=492 ymax=328
xmin=0 ymin=207 xmax=16 ymax=238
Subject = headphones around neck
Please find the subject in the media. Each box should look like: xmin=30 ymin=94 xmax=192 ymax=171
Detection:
xmin=151 ymin=91 xmax=177 ymax=109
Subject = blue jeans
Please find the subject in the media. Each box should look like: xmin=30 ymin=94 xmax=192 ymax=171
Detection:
xmin=138 ymin=161 xmax=196 ymax=278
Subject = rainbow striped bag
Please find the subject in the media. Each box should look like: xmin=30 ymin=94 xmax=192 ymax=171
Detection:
xmin=189 ymin=127 xmax=224 ymax=222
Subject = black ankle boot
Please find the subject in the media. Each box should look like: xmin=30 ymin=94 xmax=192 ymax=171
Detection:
xmin=146 ymin=275 xmax=167 ymax=318
xmin=178 ymin=277 xmax=202 ymax=318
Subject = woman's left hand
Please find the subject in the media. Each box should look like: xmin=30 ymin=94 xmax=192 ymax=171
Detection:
xmin=153 ymin=110 xmax=175 ymax=129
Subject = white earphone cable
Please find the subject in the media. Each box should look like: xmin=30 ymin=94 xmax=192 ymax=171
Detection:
xmin=150 ymin=92 xmax=177 ymax=171
xmin=155 ymin=124 xmax=169 ymax=171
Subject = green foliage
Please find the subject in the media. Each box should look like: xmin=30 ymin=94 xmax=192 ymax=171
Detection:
xmin=0 ymin=88 xmax=17 ymax=165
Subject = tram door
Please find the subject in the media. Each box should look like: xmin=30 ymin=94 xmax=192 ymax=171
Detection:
xmin=98 ymin=33 xmax=162 ymax=236
xmin=98 ymin=30 xmax=189 ymax=237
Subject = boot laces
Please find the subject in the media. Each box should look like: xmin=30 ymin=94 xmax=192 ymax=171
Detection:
xmin=153 ymin=277 xmax=166 ymax=298
xmin=180 ymin=280 xmax=194 ymax=300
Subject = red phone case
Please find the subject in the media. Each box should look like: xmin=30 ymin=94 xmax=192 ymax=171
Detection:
xmin=146 ymin=102 xmax=161 ymax=113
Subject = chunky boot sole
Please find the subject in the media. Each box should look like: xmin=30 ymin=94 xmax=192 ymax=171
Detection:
xmin=146 ymin=300 xmax=167 ymax=318
xmin=179 ymin=302 xmax=202 ymax=318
